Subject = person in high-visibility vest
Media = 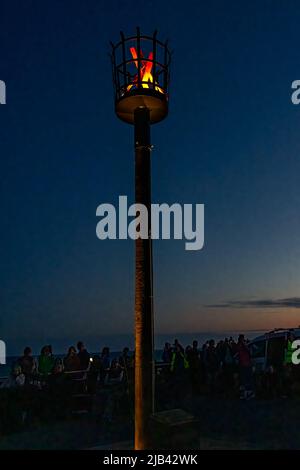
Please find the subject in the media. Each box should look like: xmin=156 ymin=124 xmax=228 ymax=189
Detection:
xmin=170 ymin=343 xmax=189 ymax=407
xmin=284 ymin=332 xmax=294 ymax=365
xmin=170 ymin=345 xmax=189 ymax=372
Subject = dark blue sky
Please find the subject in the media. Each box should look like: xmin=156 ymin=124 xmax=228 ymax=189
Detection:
xmin=1 ymin=0 xmax=300 ymax=354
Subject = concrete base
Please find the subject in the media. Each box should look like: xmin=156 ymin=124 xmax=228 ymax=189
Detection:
xmin=149 ymin=409 xmax=199 ymax=449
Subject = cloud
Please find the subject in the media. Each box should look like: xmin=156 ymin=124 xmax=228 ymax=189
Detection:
xmin=206 ymin=297 xmax=300 ymax=309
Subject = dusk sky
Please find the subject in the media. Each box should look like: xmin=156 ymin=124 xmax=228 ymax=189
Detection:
xmin=1 ymin=0 xmax=300 ymax=354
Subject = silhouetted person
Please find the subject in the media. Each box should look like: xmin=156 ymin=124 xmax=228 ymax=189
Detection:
xmin=236 ymin=334 xmax=254 ymax=399
xmin=188 ymin=340 xmax=201 ymax=391
xmin=162 ymin=342 xmax=172 ymax=363
xmin=77 ymin=341 xmax=90 ymax=370
xmin=219 ymin=338 xmax=235 ymax=392
xmin=190 ymin=340 xmax=200 ymax=365
xmin=119 ymin=347 xmax=131 ymax=369
xmin=18 ymin=347 xmax=36 ymax=380
xmin=174 ymin=338 xmax=184 ymax=353
xmin=64 ymin=346 xmax=81 ymax=372
xmin=100 ymin=347 xmax=111 ymax=383
xmin=170 ymin=343 xmax=189 ymax=405
xmin=204 ymin=339 xmax=219 ymax=394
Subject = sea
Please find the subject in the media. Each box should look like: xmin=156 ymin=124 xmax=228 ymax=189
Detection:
xmin=0 ymin=330 xmax=264 ymax=378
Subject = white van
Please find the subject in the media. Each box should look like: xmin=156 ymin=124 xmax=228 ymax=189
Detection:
xmin=248 ymin=328 xmax=300 ymax=372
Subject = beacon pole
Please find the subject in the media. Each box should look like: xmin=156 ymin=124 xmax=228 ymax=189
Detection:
xmin=134 ymin=106 xmax=154 ymax=449
xmin=110 ymin=28 xmax=170 ymax=450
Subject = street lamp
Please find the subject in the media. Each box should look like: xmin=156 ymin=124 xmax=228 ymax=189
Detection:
xmin=110 ymin=28 xmax=171 ymax=449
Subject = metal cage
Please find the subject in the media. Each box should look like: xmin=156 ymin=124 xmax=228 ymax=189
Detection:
xmin=110 ymin=28 xmax=171 ymax=124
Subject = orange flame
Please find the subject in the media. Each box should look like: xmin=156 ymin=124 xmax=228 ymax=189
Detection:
xmin=127 ymin=47 xmax=163 ymax=94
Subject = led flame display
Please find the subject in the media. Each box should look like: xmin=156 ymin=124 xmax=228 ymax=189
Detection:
xmin=127 ymin=47 xmax=163 ymax=94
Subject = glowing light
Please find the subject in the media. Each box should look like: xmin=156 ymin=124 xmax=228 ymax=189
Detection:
xmin=127 ymin=47 xmax=163 ymax=94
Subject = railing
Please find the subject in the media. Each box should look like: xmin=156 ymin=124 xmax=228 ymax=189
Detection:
xmin=0 ymin=362 xmax=171 ymax=389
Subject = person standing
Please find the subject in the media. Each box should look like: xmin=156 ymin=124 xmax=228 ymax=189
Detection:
xmin=170 ymin=343 xmax=189 ymax=406
xmin=77 ymin=341 xmax=90 ymax=370
xmin=162 ymin=342 xmax=172 ymax=363
xmin=187 ymin=340 xmax=201 ymax=392
xmin=204 ymin=339 xmax=219 ymax=394
xmin=18 ymin=347 xmax=36 ymax=381
xmin=64 ymin=346 xmax=81 ymax=372
xmin=282 ymin=332 xmax=295 ymax=397
xmin=100 ymin=347 xmax=111 ymax=383
xmin=236 ymin=334 xmax=254 ymax=400
xmin=38 ymin=345 xmax=55 ymax=376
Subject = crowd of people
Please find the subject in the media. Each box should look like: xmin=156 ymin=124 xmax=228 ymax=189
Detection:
xmin=0 ymin=335 xmax=254 ymax=399
xmin=161 ymin=334 xmax=255 ymax=400
xmin=1 ymin=341 xmax=132 ymax=392
xmin=2 ymin=333 xmax=297 ymax=401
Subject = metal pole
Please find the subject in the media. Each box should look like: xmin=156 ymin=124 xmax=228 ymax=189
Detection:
xmin=134 ymin=106 xmax=154 ymax=450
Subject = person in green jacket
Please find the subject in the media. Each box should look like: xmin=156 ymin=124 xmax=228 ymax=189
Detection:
xmin=38 ymin=345 xmax=55 ymax=375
